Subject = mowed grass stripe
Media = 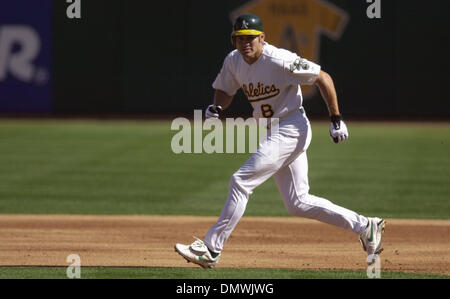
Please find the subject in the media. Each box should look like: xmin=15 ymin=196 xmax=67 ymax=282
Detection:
xmin=0 ymin=266 xmax=447 ymax=279
xmin=0 ymin=120 xmax=449 ymax=218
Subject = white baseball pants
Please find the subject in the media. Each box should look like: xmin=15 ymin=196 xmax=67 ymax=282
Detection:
xmin=204 ymin=108 xmax=368 ymax=253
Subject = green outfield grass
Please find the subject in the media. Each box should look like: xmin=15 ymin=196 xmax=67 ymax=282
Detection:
xmin=0 ymin=119 xmax=448 ymax=219
xmin=0 ymin=266 xmax=447 ymax=279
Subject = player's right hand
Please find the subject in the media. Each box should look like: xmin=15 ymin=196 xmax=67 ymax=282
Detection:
xmin=205 ymin=104 xmax=222 ymax=119
xmin=329 ymin=114 xmax=349 ymax=143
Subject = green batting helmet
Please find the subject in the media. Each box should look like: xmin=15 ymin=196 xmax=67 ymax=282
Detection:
xmin=231 ymin=13 xmax=263 ymax=45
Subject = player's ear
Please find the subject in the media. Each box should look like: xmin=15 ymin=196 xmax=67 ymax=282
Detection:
xmin=259 ymin=33 xmax=265 ymax=44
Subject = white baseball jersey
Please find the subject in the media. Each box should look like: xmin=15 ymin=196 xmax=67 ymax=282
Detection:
xmin=212 ymin=42 xmax=321 ymax=119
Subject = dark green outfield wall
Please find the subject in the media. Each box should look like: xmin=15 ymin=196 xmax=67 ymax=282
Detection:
xmin=52 ymin=0 xmax=450 ymax=118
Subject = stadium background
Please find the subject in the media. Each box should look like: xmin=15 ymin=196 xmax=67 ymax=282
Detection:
xmin=1 ymin=0 xmax=449 ymax=118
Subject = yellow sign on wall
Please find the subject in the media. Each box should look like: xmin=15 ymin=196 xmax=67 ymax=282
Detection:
xmin=231 ymin=0 xmax=349 ymax=99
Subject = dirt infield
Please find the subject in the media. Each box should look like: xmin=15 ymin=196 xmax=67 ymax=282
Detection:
xmin=0 ymin=215 xmax=448 ymax=275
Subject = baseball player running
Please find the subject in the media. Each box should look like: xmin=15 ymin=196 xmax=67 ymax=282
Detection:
xmin=175 ymin=14 xmax=385 ymax=268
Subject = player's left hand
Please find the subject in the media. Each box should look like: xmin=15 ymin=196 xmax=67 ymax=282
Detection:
xmin=205 ymin=104 xmax=223 ymax=119
xmin=329 ymin=114 xmax=349 ymax=143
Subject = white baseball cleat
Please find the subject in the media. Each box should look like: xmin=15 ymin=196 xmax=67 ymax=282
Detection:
xmin=359 ymin=217 xmax=386 ymax=265
xmin=174 ymin=237 xmax=221 ymax=269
